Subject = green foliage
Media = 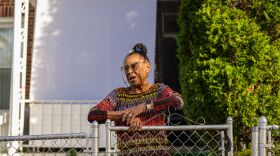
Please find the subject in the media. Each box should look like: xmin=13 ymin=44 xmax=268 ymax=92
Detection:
xmin=177 ymin=0 xmax=280 ymax=148
xmin=233 ymin=0 xmax=280 ymax=41
xmin=274 ymin=143 xmax=280 ymax=156
xmin=237 ymin=149 xmax=251 ymax=156
xmin=67 ymin=149 xmax=77 ymax=156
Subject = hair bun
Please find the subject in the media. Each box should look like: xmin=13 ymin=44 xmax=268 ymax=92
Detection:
xmin=132 ymin=43 xmax=148 ymax=55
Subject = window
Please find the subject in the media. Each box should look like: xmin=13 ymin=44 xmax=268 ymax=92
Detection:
xmin=162 ymin=13 xmax=179 ymax=38
xmin=0 ymin=18 xmax=13 ymax=110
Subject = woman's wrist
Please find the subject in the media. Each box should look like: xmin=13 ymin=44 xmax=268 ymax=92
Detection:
xmin=118 ymin=111 xmax=125 ymax=119
xmin=145 ymin=100 xmax=154 ymax=110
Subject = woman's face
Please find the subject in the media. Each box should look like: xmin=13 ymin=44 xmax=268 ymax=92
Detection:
xmin=122 ymin=54 xmax=150 ymax=87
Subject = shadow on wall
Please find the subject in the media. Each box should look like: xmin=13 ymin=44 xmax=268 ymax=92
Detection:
xmin=30 ymin=0 xmax=157 ymax=100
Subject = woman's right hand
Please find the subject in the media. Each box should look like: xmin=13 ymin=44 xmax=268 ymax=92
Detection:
xmin=121 ymin=104 xmax=147 ymax=124
xmin=128 ymin=117 xmax=143 ymax=132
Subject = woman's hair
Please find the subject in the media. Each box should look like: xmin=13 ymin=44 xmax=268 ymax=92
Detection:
xmin=126 ymin=43 xmax=150 ymax=63
xmin=121 ymin=43 xmax=150 ymax=87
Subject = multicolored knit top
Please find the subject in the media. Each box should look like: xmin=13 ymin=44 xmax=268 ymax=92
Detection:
xmin=88 ymin=83 xmax=184 ymax=155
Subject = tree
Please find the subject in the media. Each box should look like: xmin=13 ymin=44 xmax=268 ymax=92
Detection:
xmin=177 ymin=0 xmax=280 ymax=148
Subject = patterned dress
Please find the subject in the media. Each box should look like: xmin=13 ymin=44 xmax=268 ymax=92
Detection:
xmin=88 ymin=83 xmax=184 ymax=156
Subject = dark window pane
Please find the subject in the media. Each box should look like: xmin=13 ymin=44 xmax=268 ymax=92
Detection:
xmin=0 ymin=28 xmax=13 ymax=67
xmin=0 ymin=68 xmax=11 ymax=109
xmin=163 ymin=14 xmax=179 ymax=33
xmin=0 ymin=27 xmax=13 ymax=110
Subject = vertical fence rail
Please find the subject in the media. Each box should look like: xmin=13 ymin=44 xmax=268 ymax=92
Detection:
xmin=91 ymin=121 xmax=99 ymax=156
xmin=267 ymin=129 xmax=272 ymax=156
xmin=259 ymin=116 xmax=268 ymax=156
xmin=252 ymin=126 xmax=259 ymax=156
xmin=227 ymin=117 xmax=234 ymax=156
xmin=221 ymin=131 xmax=225 ymax=156
xmin=105 ymin=119 xmax=111 ymax=156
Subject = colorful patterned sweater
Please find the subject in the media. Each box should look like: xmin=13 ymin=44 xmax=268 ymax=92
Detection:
xmin=88 ymin=83 xmax=184 ymax=155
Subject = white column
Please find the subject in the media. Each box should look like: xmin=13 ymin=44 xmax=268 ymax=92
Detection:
xmin=9 ymin=0 xmax=29 ymax=137
xmin=20 ymin=0 xmax=29 ymax=136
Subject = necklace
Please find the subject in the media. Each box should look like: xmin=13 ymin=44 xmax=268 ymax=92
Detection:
xmin=128 ymin=83 xmax=153 ymax=94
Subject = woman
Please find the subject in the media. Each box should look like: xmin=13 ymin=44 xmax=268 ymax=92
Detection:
xmin=88 ymin=43 xmax=184 ymax=156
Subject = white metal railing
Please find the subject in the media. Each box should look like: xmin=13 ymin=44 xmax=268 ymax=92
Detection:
xmin=0 ymin=132 xmax=90 ymax=155
xmin=25 ymin=100 xmax=98 ymax=138
xmin=0 ymin=116 xmax=233 ymax=156
xmin=24 ymin=99 xmax=101 ymax=104
xmin=1 ymin=100 xmax=99 ymax=139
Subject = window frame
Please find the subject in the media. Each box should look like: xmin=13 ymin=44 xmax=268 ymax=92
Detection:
xmin=161 ymin=13 xmax=178 ymax=38
xmin=0 ymin=17 xmax=14 ymax=110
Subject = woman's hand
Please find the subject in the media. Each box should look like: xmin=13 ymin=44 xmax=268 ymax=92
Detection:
xmin=128 ymin=117 xmax=143 ymax=132
xmin=121 ymin=104 xmax=146 ymax=124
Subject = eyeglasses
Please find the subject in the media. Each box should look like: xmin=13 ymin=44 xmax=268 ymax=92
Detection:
xmin=121 ymin=62 xmax=145 ymax=72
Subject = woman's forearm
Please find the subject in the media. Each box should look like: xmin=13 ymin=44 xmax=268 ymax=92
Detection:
xmin=151 ymin=93 xmax=184 ymax=111
xmin=107 ymin=111 xmax=123 ymax=121
xmin=88 ymin=110 xmax=123 ymax=123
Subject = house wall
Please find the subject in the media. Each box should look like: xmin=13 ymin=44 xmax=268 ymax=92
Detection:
xmin=30 ymin=0 xmax=157 ymax=100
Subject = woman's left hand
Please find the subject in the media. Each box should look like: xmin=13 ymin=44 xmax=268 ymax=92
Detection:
xmin=122 ymin=104 xmax=146 ymax=124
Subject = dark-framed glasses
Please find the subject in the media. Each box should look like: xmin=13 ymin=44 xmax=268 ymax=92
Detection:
xmin=121 ymin=62 xmax=145 ymax=72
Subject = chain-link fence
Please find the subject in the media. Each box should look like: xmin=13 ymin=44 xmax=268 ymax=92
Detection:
xmin=0 ymin=116 xmax=233 ymax=156
xmin=0 ymin=133 xmax=90 ymax=155
xmin=104 ymin=117 xmax=233 ymax=156
xmin=109 ymin=127 xmax=231 ymax=156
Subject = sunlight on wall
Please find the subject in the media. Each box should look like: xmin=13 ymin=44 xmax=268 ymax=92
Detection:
xmin=30 ymin=0 xmax=157 ymax=100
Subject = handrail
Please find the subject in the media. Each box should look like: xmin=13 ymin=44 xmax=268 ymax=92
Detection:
xmin=23 ymin=99 xmax=100 ymax=104
xmin=109 ymin=124 xmax=230 ymax=131
xmin=0 ymin=132 xmax=87 ymax=141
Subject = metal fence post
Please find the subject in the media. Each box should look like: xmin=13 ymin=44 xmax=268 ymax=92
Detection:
xmin=259 ymin=116 xmax=267 ymax=156
xmin=106 ymin=119 xmax=111 ymax=155
xmin=226 ymin=117 xmax=233 ymax=156
xmin=221 ymin=131 xmax=225 ymax=156
xmin=91 ymin=121 xmax=99 ymax=155
xmin=252 ymin=126 xmax=259 ymax=156
xmin=267 ymin=129 xmax=271 ymax=156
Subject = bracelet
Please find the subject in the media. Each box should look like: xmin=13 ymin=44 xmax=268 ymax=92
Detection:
xmin=145 ymin=100 xmax=154 ymax=110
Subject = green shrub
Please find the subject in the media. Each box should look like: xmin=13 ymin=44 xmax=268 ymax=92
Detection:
xmin=177 ymin=0 xmax=280 ymax=148
xmin=237 ymin=149 xmax=251 ymax=156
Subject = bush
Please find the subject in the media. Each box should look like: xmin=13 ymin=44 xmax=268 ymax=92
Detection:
xmin=177 ymin=0 xmax=280 ymax=148
xmin=237 ymin=149 xmax=251 ymax=156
